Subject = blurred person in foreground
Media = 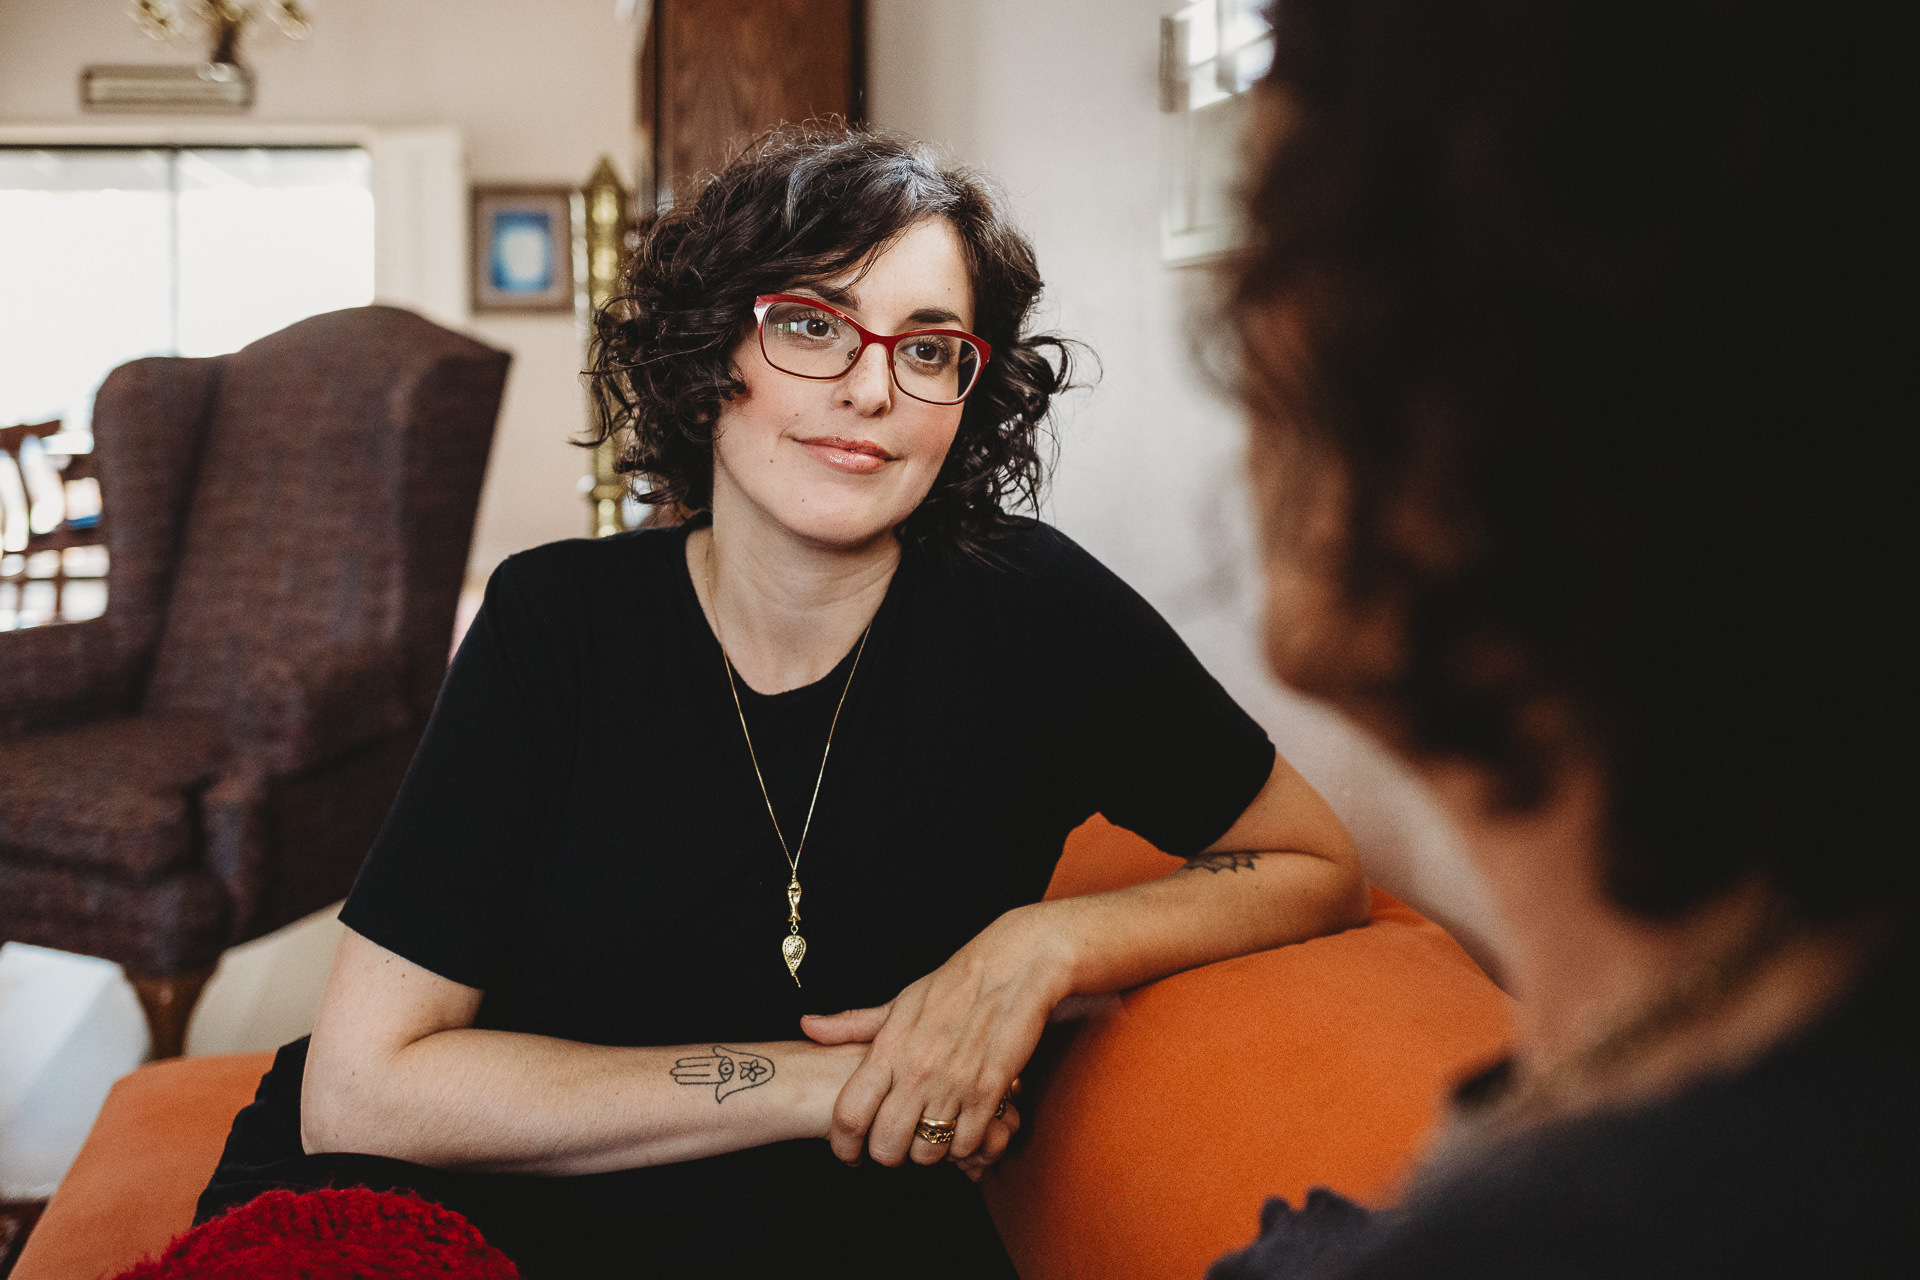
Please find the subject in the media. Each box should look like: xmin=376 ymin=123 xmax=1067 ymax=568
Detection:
xmin=1211 ymin=0 xmax=1915 ymax=1275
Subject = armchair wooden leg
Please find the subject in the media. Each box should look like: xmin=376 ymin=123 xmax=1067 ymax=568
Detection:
xmin=125 ymin=967 xmax=216 ymax=1060
xmin=2 ymin=1198 xmax=49 ymax=1280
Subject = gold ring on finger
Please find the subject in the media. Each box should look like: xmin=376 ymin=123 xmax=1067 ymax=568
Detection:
xmin=914 ymin=1116 xmax=959 ymax=1145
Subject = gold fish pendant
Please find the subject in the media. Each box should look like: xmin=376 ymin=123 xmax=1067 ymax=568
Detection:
xmin=782 ymin=877 xmax=805 ymax=986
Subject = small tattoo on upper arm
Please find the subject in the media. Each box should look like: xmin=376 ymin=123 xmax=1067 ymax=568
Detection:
xmin=1179 ymin=852 xmax=1262 ymax=874
xmin=670 ymin=1046 xmax=775 ymax=1103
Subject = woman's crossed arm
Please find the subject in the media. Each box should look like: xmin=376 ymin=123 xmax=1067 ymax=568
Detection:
xmin=302 ymin=751 xmax=1348 ymax=1179
xmin=299 ymin=931 xmax=895 ymax=1175
xmin=804 ymin=753 xmax=1368 ymax=1171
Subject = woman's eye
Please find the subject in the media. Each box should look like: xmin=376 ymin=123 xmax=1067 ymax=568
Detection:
xmin=772 ymin=308 xmax=844 ymax=343
xmin=904 ymin=338 xmax=952 ymax=367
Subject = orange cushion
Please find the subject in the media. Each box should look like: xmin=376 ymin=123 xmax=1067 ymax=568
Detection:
xmin=981 ymin=817 xmax=1512 ymax=1280
xmin=13 ymin=1053 xmax=273 ymax=1280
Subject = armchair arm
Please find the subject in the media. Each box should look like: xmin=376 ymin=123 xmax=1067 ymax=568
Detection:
xmin=229 ymin=645 xmax=417 ymax=775
xmin=0 ymin=619 xmax=133 ymax=735
xmin=177 ymin=646 xmax=416 ymax=944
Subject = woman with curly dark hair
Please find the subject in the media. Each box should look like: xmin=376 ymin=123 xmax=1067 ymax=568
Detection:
xmin=1211 ymin=0 xmax=1914 ymax=1276
xmin=197 ymin=128 xmax=1366 ymax=1278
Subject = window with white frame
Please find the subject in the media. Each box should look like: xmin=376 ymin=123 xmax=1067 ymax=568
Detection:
xmin=0 ymin=145 xmax=375 ymax=631
xmin=1160 ymin=0 xmax=1274 ymax=264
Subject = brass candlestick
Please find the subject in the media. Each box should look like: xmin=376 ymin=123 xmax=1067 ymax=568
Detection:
xmin=577 ymin=157 xmax=632 ymax=538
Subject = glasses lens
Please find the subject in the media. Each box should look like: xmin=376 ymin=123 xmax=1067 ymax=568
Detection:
xmin=761 ymin=302 xmax=861 ymax=377
xmin=891 ymin=332 xmax=982 ymax=405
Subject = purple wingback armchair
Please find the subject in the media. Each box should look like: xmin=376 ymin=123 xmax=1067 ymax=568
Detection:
xmin=0 ymin=306 xmax=510 ymax=1056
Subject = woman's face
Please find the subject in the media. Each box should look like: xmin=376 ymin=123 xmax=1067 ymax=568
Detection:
xmin=710 ymin=217 xmax=975 ymax=551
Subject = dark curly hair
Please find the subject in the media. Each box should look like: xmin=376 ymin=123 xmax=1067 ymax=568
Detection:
xmin=586 ymin=126 xmax=1084 ymax=559
xmin=1231 ymin=0 xmax=1909 ymax=923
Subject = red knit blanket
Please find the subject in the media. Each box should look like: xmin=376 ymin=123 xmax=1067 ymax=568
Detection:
xmin=114 ymin=1188 xmax=520 ymax=1279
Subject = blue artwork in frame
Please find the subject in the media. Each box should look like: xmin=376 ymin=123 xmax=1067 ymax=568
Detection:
xmin=490 ymin=210 xmax=554 ymax=294
xmin=471 ymin=186 xmax=574 ymax=312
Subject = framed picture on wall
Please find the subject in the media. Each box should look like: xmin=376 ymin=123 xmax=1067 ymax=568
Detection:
xmin=471 ymin=185 xmax=575 ymax=313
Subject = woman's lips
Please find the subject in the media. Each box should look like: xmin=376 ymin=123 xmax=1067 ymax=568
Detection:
xmin=798 ymin=437 xmax=893 ymax=475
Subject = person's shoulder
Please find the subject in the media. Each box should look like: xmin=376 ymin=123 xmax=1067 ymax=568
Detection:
xmin=935 ymin=516 xmax=1121 ymax=590
xmin=1347 ymin=1011 xmax=1920 ymax=1279
xmin=998 ymin=517 xmax=1158 ymax=616
xmin=482 ymin=527 xmax=688 ymax=638
xmin=992 ymin=515 xmax=1079 ymax=556
xmin=493 ymin=527 xmax=684 ymax=595
xmin=917 ymin=518 xmax=1169 ymax=651
xmin=498 ymin=526 xmax=683 ymax=574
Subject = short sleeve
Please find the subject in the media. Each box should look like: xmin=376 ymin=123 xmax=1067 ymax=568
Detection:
xmin=1042 ymin=534 xmax=1276 ymax=856
xmin=338 ymin=551 xmax=581 ymax=988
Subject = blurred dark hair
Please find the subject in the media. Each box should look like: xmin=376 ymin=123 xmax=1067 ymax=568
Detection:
xmin=1231 ymin=0 xmax=1909 ymax=920
xmin=586 ymin=126 xmax=1084 ymax=559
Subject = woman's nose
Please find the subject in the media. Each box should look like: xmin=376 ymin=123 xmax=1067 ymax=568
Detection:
xmin=839 ymin=342 xmax=894 ymax=415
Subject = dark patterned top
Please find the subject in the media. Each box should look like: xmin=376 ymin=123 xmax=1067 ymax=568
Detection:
xmin=1208 ymin=932 xmax=1920 ymax=1279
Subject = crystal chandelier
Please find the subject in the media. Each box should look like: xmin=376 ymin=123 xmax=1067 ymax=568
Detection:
xmin=83 ymin=1 xmax=313 ymax=112
xmin=127 ymin=1 xmax=314 ymax=62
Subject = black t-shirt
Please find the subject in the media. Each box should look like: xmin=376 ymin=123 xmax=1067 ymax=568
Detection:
xmin=344 ymin=516 xmax=1272 ymax=1035
xmin=205 ymin=518 xmax=1275 ymax=1278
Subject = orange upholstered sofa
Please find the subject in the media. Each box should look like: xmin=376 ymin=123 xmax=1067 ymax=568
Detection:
xmin=13 ymin=818 xmax=1510 ymax=1280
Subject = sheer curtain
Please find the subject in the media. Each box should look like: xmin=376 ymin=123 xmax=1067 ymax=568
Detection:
xmin=0 ymin=146 xmax=375 ymax=439
xmin=0 ymin=146 xmax=374 ymax=632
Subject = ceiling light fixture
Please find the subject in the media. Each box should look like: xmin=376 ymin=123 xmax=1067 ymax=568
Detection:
xmin=82 ymin=1 xmax=313 ymax=114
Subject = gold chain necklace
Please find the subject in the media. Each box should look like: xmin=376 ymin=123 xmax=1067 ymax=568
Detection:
xmin=706 ymin=544 xmax=871 ymax=987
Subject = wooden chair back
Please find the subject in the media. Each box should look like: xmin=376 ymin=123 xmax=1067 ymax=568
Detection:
xmin=0 ymin=420 xmax=110 ymax=632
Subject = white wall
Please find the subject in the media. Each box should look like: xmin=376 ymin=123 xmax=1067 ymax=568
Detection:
xmin=0 ymin=0 xmax=637 ymax=574
xmin=866 ymin=0 xmax=1502 ymax=968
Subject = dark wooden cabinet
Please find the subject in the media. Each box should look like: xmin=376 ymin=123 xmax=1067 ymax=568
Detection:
xmin=638 ymin=0 xmax=865 ymax=211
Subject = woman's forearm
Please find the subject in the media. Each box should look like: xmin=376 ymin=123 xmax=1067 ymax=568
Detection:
xmin=1036 ymin=842 xmax=1370 ymax=999
xmin=805 ymin=831 xmax=1366 ymax=1168
xmin=301 ymin=1029 xmax=863 ymax=1175
xmin=299 ymin=997 xmax=864 ymax=1174
xmin=1039 ymin=754 xmax=1370 ymax=998
xmin=808 ymin=757 xmax=1365 ymax=1166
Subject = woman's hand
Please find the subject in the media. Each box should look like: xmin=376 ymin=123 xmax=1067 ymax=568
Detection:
xmin=953 ymin=1098 xmax=1021 ymax=1182
xmin=801 ymin=757 xmax=1365 ymax=1172
xmin=801 ymin=904 xmax=1070 ymax=1169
